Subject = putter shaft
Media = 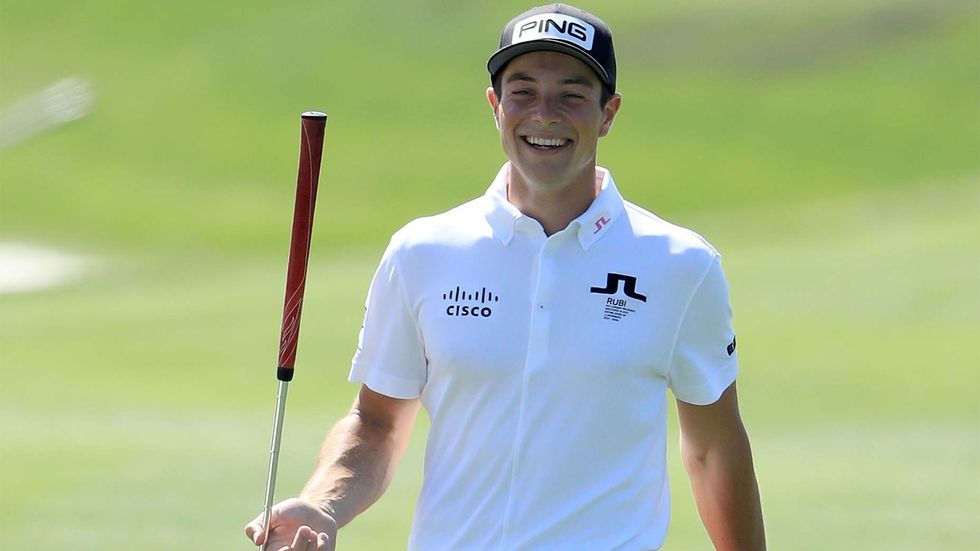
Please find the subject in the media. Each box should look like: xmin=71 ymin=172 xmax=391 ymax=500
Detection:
xmin=261 ymin=380 xmax=290 ymax=551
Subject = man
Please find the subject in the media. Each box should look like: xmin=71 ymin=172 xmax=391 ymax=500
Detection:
xmin=246 ymin=4 xmax=765 ymax=550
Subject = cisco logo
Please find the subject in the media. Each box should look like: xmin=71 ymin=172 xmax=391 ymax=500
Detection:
xmin=443 ymin=286 xmax=499 ymax=318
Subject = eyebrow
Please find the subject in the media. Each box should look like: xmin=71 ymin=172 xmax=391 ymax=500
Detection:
xmin=505 ymin=71 xmax=596 ymax=88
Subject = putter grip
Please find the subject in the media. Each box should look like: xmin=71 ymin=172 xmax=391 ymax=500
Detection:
xmin=277 ymin=111 xmax=327 ymax=381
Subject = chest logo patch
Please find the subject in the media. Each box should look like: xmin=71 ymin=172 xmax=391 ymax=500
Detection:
xmin=590 ymin=273 xmax=646 ymax=322
xmin=443 ymin=286 xmax=499 ymax=318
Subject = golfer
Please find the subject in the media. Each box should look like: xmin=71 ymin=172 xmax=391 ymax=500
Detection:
xmin=246 ymin=4 xmax=765 ymax=550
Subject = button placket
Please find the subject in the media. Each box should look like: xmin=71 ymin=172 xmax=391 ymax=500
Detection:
xmin=499 ymin=230 xmax=560 ymax=546
xmin=499 ymin=231 xmax=571 ymax=547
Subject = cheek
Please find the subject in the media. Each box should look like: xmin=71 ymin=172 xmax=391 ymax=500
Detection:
xmin=586 ymin=114 xmax=609 ymax=138
xmin=500 ymin=97 xmax=532 ymax=117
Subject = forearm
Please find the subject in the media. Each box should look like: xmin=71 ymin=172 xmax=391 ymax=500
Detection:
xmin=683 ymin=427 xmax=765 ymax=551
xmin=299 ymin=407 xmax=410 ymax=527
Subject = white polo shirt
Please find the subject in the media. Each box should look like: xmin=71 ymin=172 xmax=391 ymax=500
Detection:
xmin=350 ymin=163 xmax=738 ymax=550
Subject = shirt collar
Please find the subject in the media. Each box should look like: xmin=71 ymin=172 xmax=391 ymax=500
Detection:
xmin=483 ymin=163 xmax=625 ymax=250
xmin=483 ymin=164 xmax=523 ymax=246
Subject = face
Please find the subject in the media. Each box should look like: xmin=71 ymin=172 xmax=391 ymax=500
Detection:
xmin=487 ymin=51 xmax=621 ymax=193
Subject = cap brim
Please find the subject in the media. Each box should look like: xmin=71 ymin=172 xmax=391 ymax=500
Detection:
xmin=487 ymin=40 xmax=613 ymax=92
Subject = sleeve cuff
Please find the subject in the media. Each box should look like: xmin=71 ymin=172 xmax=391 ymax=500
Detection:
xmin=349 ymin=361 xmax=424 ymax=400
xmin=671 ymin=356 xmax=739 ymax=406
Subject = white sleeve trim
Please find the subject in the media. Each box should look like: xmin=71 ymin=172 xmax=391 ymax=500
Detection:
xmin=349 ymin=362 xmax=424 ymax=399
xmin=671 ymin=356 xmax=738 ymax=406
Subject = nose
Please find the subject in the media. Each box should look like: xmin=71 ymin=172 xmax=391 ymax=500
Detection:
xmin=530 ymin=95 xmax=561 ymax=125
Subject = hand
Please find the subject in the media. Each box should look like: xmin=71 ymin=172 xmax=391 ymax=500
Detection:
xmin=245 ymin=498 xmax=339 ymax=551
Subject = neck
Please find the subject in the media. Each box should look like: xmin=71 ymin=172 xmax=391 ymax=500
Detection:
xmin=506 ymin=164 xmax=601 ymax=236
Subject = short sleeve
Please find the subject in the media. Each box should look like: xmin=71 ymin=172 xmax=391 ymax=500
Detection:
xmin=349 ymin=241 xmax=427 ymax=399
xmin=667 ymin=255 xmax=739 ymax=405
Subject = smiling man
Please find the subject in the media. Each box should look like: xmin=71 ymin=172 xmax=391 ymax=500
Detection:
xmin=246 ymin=4 xmax=765 ymax=550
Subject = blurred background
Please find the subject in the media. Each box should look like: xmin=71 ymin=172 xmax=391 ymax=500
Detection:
xmin=1 ymin=0 xmax=977 ymax=548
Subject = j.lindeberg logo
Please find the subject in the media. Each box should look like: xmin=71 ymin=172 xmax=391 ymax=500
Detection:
xmin=590 ymin=273 xmax=647 ymax=301
xmin=591 ymin=273 xmax=646 ymax=322
xmin=443 ymin=286 xmax=499 ymax=318
xmin=593 ymin=216 xmax=611 ymax=234
xmin=512 ymin=13 xmax=595 ymax=50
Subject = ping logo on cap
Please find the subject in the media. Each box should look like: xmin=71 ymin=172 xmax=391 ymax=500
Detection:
xmin=512 ymin=13 xmax=595 ymax=50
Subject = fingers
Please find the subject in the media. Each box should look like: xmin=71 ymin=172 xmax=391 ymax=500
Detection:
xmin=244 ymin=513 xmax=266 ymax=546
xmin=243 ymin=501 xmax=335 ymax=550
xmin=280 ymin=525 xmax=331 ymax=551
xmin=290 ymin=525 xmax=312 ymax=550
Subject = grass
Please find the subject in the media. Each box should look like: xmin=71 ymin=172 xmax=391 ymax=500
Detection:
xmin=2 ymin=1 xmax=976 ymax=250
xmin=1 ymin=0 xmax=978 ymax=548
xmin=2 ymin=180 xmax=976 ymax=549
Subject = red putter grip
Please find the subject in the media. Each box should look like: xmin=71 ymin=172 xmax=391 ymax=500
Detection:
xmin=277 ymin=111 xmax=327 ymax=381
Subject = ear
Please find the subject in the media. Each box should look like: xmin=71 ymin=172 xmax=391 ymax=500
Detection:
xmin=486 ymin=86 xmax=501 ymax=129
xmin=486 ymin=86 xmax=499 ymax=108
xmin=598 ymin=93 xmax=622 ymax=138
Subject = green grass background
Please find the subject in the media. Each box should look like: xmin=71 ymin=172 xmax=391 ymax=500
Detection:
xmin=1 ymin=0 xmax=978 ymax=549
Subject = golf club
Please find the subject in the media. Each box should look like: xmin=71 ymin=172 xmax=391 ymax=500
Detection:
xmin=260 ymin=111 xmax=327 ymax=551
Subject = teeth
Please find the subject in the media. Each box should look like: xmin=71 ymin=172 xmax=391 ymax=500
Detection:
xmin=525 ymin=136 xmax=567 ymax=147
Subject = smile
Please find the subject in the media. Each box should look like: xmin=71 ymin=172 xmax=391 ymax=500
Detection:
xmin=522 ymin=135 xmax=570 ymax=149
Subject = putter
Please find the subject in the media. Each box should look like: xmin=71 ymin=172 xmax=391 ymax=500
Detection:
xmin=260 ymin=111 xmax=327 ymax=551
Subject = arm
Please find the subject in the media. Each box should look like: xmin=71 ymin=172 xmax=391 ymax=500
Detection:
xmin=245 ymin=384 xmax=419 ymax=549
xmin=676 ymin=382 xmax=765 ymax=551
xmin=301 ymin=384 xmax=420 ymax=525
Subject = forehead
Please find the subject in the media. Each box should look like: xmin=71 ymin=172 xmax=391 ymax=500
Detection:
xmin=500 ymin=51 xmax=599 ymax=86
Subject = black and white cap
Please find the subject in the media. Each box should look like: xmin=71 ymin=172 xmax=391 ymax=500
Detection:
xmin=488 ymin=3 xmax=617 ymax=94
